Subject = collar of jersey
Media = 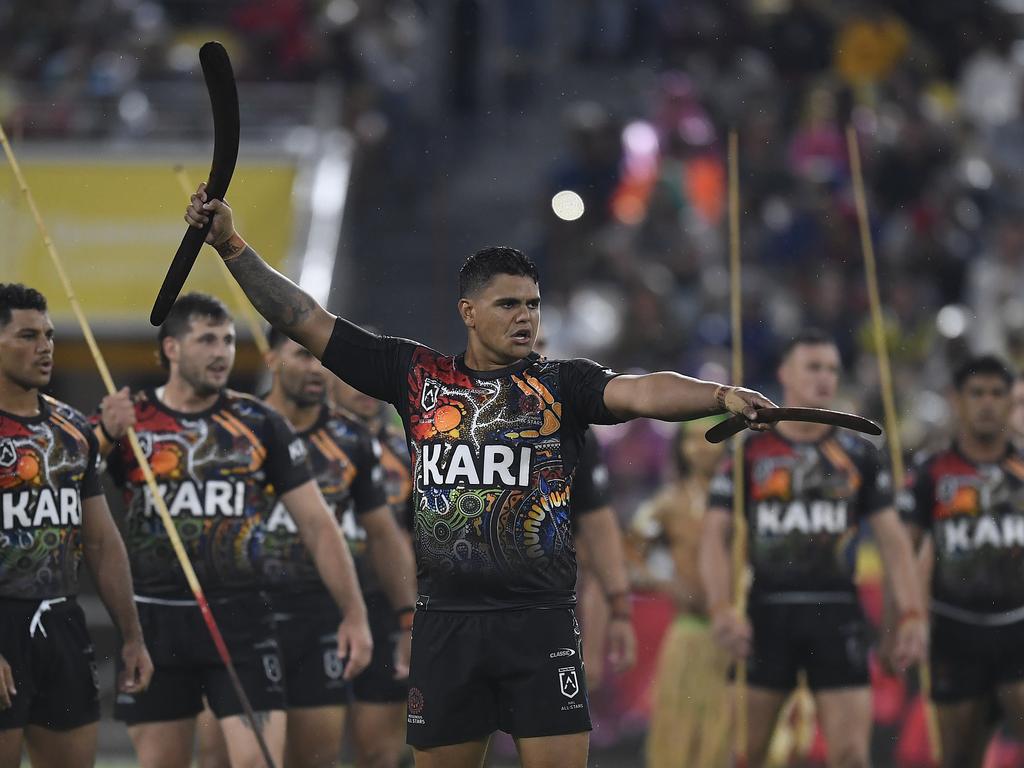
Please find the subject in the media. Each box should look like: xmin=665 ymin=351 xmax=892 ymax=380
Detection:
xmin=147 ymin=387 xmax=229 ymax=420
xmin=295 ymin=402 xmax=332 ymax=437
xmin=454 ymin=351 xmax=541 ymax=380
xmin=951 ymin=439 xmax=1016 ymax=468
xmin=0 ymin=394 xmax=50 ymax=425
xmin=770 ymin=424 xmax=837 ymax=447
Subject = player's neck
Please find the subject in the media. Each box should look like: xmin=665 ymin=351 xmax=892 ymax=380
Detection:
xmin=158 ymin=378 xmax=220 ymax=413
xmin=266 ymin=389 xmax=320 ymax=432
xmin=957 ymin=432 xmax=1010 ymax=464
xmin=463 ymin=339 xmax=523 ymax=372
xmin=0 ymin=378 xmax=40 ymax=417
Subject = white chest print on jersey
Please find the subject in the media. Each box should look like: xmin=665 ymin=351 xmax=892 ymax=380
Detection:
xmin=2 ymin=488 xmax=82 ymax=529
xmin=756 ymin=500 xmax=849 ymax=535
xmin=142 ymin=480 xmax=247 ymax=518
xmin=420 ymin=442 xmax=533 ymax=488
xmin=941 ymin=514 xmax=1024 ymax=554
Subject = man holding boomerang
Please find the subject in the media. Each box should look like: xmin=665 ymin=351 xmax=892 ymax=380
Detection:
xmin=180 ymin=180 xmax=883 ymax=767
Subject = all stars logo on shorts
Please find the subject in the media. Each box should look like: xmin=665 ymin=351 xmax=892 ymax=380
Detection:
xmin=407 ymin=687 xmax=426 ymax=725
xmin=558 ymin=666 xmax=584 ymax=711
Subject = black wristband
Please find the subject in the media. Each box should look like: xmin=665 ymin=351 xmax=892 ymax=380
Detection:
xmin=98 ymin=418 xmax=117 ymax=444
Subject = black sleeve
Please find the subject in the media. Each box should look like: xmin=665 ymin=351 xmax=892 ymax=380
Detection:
xmin=320 ymin=317 xmax=419 ymax=407
xmin=707 ymin=453 xmax=736 ymax=511
xmin=263 ymin=410 xmax=314 ymax=496
xmin=857 ymin=443 xmax=894 ymax=518
xmin=559 ymin=358 xmax=625 ymax=428
xmin=80 ymin=428 xmax=104 ymax=499
xmin=351 ymin=433 xmax=388 ymax=516
xmin=573 ymin=430 xmax=611 ymax=515
xmin=898 ymin=459 xmax=933 ymax=529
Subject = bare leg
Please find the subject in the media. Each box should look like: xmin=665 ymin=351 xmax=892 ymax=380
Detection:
xmin=22 ymin=723 xmax=98 ymax=768
xmin=283 ymin=706 xmax=346 ymax=768
xmin=413 ymin=737 xmax=489 ymax=768
xmin=745 ymin=686 xmax=789 ymax=768
xmin=219 ymin=710 xmax=286 ymax=768
xmin=515 ymin=732 xmax=589 ymax=768
xmin=0 ymin=729 xmax=22 ymax=768
xmin=196 ymin=704 xmax=231 ymax=768
xmin=128 ymin=719 xmax=197 ymax=768
xmin=350 ymin=701 xmax=408 ymax=768
xmin=814 ymin=687 xmax=872 ymax=768
xmin=936 ymin=699 xmax=993 ymax=768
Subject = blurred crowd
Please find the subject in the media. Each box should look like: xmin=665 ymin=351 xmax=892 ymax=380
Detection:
xmin=537 ymin=1 xmax=1024 ymax=465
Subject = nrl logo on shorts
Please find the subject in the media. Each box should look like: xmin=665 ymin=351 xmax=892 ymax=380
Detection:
xmin=558 ymin=667 xmax=580 ymax=699
xmin=0 ymin=441 xmax=16 ymax=468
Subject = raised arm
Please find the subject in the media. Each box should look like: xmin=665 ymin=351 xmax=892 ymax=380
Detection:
xmin=603 ymin=373 xmax=775 ymax=424
xmin=184 ymin=183 xmax=336 ymax=357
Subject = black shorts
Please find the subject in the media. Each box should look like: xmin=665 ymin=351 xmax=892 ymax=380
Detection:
xmin=352 ymin=592 xmax=407 ymax=705
xmin=930 ymin=613 xmax=1024 ymax=703
xmin=405 ymin=607 xmax=591 ymax=748
xmin=267 ymin=587 xmax=351 ymax=709
xmin=0 ymin=596 xmax=99 ymax=732
xmin=114 ymin=592 xmax=285 ymax=724
xmin=745 ymin=598 xmax=870 ymax=692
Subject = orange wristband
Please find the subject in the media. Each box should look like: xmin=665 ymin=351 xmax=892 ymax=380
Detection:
xmin=898 ymin=610 xmax=924 ymax=627
xmin=396 ymin=606 xmax=414 ymax=632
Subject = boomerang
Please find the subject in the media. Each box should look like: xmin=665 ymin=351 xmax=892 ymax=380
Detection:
xmin=150 ymin=42 xmax=239 ymax=326
xmin=705 ymin=407 xmax=882 ymax=444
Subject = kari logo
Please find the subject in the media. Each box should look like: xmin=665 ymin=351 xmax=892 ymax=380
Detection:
xmin=0 ymin=442 xmax=15 ymax=468
xmin=558 ymin=667 xmax=580 ymax=699
xmin=549 ymin=647 xmax=575 ymax=659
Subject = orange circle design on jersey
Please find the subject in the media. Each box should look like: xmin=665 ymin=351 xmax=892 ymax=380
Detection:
xmin=150 ymin=448 xmax=179 ymax=476
xmin=17 ymin=453 xmax=39 ymax=481
xmin=434 ymin=404 xmax=462 ymax=433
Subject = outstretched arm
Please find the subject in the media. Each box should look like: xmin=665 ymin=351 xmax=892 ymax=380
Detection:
xmin=184 ymin=183 xmax=336 ymax=357
xmin=603 ymin=373 xmax=775 ymax=424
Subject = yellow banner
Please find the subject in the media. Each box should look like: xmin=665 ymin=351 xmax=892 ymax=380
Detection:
xmin=0 ymin=158 xmax=295 ymax=329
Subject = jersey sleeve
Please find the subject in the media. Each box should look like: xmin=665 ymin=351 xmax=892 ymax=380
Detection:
xmin=559 ymin=358 xmax=625 ymax=428
xmin=80 ymin=427 xmax=104 ymax=499
xmin=320 ymin=317 xmax=419 ymax=406
xmin=572 ymin=430 xmax=611 ymax=516
xmin=707 ymin=453 xmax=736 ymax=512
xmin=898 ymin=458 xmax=933 ymax=529
xmin=263 ymin=410 xmax=315 ymax=496
xmin=857 ymin=442 xmax=894 ymax=518
xmin=352 ymin=433 xmax=388 ymax=516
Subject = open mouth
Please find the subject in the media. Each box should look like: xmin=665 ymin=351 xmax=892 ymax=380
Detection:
xmin=511 ymin=330 xmax=532 ymax=344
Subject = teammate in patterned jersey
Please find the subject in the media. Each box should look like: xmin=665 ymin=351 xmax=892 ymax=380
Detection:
xmin=98 ymin=293 xmax=371 ymax=768
xmin=700 ymin=329 xmax=926 ymax=768
xmin=332 ymin=374 xmax=419 ymax=768
xmin=0 ymin=283 xmax=152 ymax=768
xmin=185 ymin=187 xmax=774 ymax=768
xmin=899 ymin=355 xmax=1024 ymax=768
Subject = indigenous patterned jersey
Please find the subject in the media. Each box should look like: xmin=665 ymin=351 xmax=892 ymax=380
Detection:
xmin=106 ymin=389 xmax=311 ymax=598
xmin=321 ymin=319 xmax=622 ymax=610
xmin=900 ymin=444 xmax=1024 ymax=617
xmin=708 ymin=429 xmax=891 ymax=600
xmin=0 ymin=396 xmax=102 ymax=599
xmin=376 ymin=418 xmax=414 ymax=533
xmin=261 ymin=403 xmax=385 ymax=589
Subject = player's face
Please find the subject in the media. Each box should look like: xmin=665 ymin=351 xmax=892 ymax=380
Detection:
xmin=778 ymin=343 xmax=840 ymax=408
xmin=168 ymin=316 xmax=236 ymax=397
xmin=460 ymin=274 xmax=541 ymax=364
xmin=0 ymin=309 xmax=54 ymax=391
xmin=331 ymin=375 xmax=383 ymax=421
xmin=274 ymin=338 xmax=327 ymax=407
xmin=957 ymin=374 xmax=1011 ymax=442
xmin=1011 ymin=379 xmax=1024 ymax=441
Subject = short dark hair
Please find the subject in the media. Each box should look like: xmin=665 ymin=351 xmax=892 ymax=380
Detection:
xmin=952 ymin=354 xmax=1015 ymax=391
xmin=157 ymin=292 xmax=232 ymax=369
xmin=458 ymin=247 xmax=539 ymax=298
xmin=0 ymin=283 xmax=47 ymax=328
xmin=779 ymin=328 xmax=837 ymax=363
xmin=267 ymin=325 xmax=289 ymax=350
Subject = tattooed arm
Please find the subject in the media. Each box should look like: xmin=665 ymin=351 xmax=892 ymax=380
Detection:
xmin=184 ymin=183 xmax=337 ymax=357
